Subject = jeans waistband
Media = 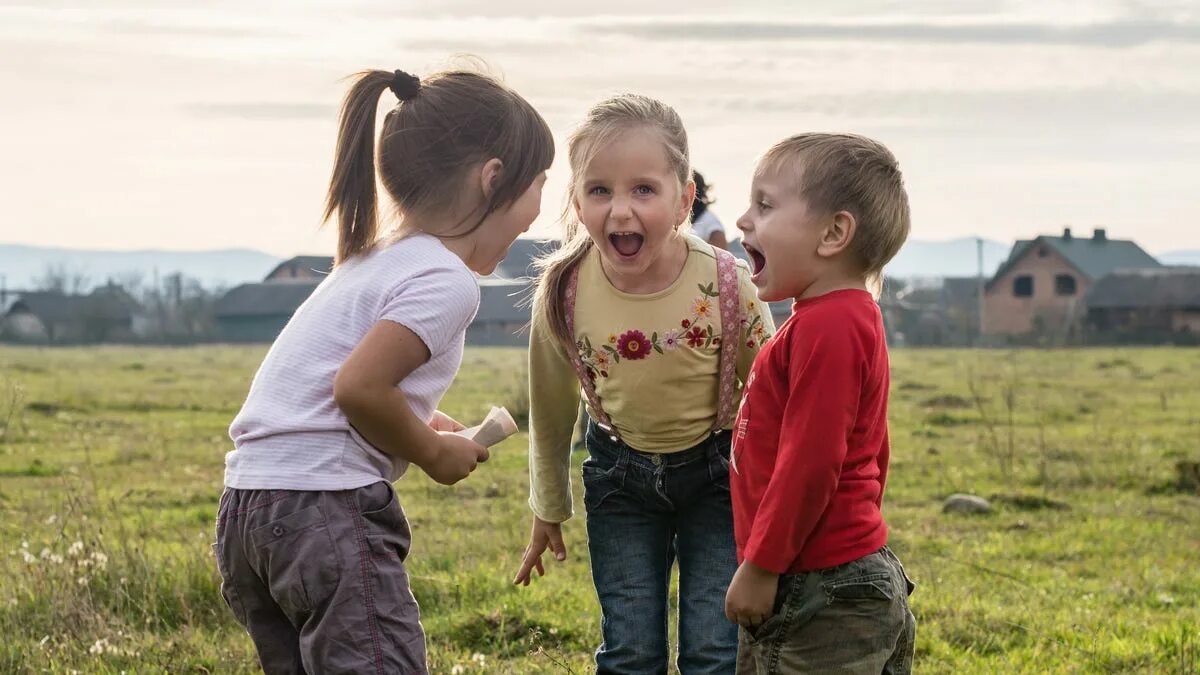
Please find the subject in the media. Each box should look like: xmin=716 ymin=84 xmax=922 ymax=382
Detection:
xmin=585 ymin=418 xmax=729 ymax=471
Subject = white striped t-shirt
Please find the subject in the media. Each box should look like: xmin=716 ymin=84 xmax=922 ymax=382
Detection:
xmin=224 ymin=233 xmax=480 ymax=490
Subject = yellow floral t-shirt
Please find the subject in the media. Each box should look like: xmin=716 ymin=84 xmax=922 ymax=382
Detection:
xmin=527 ymin=234 xmax=775 ymax=523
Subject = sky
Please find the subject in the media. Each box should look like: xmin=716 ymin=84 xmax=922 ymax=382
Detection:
xmin=1 ymin=0 xmax=1198 ymax=257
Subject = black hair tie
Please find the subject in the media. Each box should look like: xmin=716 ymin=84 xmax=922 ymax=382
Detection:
xmin=389 ymin=70 xmax=421 ymax=102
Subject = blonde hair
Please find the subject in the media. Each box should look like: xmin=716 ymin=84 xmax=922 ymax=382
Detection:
xmin=761 ymin=133 xmax=910 ymax=292
xmin=531 ymin=94 xmax=691 ymax=351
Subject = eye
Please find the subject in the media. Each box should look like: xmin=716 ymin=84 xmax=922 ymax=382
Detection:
xmin=588 ymin=186 xmax=610 ymax=196
xmin=757 ymin=200 xmax=772 ymax=212
xmin=634 ymin=184 xmax=655 ymax=196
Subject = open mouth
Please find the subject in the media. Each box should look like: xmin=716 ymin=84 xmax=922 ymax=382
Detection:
xmin=609 ymin=232 xmax=644 ymax=258
xmin=744 ymin=242 xmax=767 ymax=277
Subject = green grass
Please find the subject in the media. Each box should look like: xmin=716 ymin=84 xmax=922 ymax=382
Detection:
xmin=0 ymin=345 xmax=1197 ymax=673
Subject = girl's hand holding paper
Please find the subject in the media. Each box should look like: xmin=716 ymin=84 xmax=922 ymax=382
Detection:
xmin=455 ymin=406 xmax=519 ymax=447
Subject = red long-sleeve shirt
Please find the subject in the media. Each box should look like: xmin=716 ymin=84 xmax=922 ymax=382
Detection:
xmin=730 ymin=289 xmax=891 ymax=574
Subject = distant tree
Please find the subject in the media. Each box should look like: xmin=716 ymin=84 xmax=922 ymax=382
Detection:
xmin=34 ymin=264 xmax=90 ymax=294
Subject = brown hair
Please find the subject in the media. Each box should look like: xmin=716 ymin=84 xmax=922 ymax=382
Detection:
xmin=323 ymin=68 xmax=554 ymax=264
xmin=531 ymin=94 xmax=691 ymax=352
xmin=760 ymin=133 xmax=910 ymax=291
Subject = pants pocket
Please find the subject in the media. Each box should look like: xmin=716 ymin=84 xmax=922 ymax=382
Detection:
xmin=581 ymin=458 xmax=624 ymax=512
xmin=821 ymin=553 xmax=898 ymax=605
xmin=250 ymin=505 xmax=341 ymax=618
xmin=742 ymin=574 xmax=799 ymax=645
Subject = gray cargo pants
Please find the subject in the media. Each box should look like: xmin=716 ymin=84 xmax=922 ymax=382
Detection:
xmin=214 ymin=482 xmax=427 ymax=674
xmin=736 ymin=546 xmax=917 ymax=674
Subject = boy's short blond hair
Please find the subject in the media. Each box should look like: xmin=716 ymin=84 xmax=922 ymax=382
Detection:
xmin=761 ymin=133 xmax=910 ymax=287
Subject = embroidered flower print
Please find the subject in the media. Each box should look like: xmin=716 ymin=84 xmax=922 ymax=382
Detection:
xmin=617 ymin=330 xmax=651 ymax=360
xmin=575 ymin=281 xmax=771 ymax=379
xmin=661 ymin=329 xmax=681 ymax=351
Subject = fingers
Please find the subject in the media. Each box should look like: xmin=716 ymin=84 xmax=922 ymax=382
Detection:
xmin=476 ymin=445 xmax=490 ymax=462
xmin=513 ymin=539 xmax=547 ymax=585
xmin=547 ymin=525 xmax=567 ymax=561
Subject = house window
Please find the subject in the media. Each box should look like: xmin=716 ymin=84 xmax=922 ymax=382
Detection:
xmin=1013 ymin=275 xmax=1034 ymax=297
xmin=1055 ymin=274 xmax=1077 ymax=296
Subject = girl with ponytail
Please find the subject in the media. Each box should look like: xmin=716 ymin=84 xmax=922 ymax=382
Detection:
xmin=215 ymin=66 xmax=553 ymax=674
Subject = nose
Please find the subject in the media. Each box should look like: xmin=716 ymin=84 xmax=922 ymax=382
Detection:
xmin=736 ymin=209 xmax=752 ymax=233
xmin=610 ymin=195 xmax=632 ymax=221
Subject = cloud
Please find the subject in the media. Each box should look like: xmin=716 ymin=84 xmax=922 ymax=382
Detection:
xmin=106 ymin=20 xmax=280 ymax=39
xmin=183 ymin=103 xmax=333 ymax=121
xmin=586 ymin=18 xmax=1200 ymax=47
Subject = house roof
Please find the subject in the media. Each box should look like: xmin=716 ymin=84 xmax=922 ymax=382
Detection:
xmin=492 ymin=238 xmax=558 ymax=279
xmin=5 ymin=285 xmax=141 ymax=322
xmin=1086 ymin=267 xmax=1200 ymax=310
xmin=84 ymin=284 xmax=143 ymax=319
xmin=987 ymin=229 xmax=1160 ymax=290
xmin=475 ymin=279 xmax=533 ymax=323
xmin=6 ymin=292 xmax=78 ymax=323
xmin=215 ymin=282 xmax=320 ymax=317
xmin=266 ymin=256 xmax=334 ymax=281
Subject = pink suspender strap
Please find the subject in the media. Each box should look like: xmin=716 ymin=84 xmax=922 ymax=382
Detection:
xmin=563 ymin=246 xmax=743 ymax=443
xmin=712 ymin=247 xmax=742 ymax=432
xmin=564 ymin=264 xmax=620 ymax=440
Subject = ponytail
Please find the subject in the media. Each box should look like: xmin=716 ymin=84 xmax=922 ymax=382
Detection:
xmin=321 ymin=66 xmax=553 ymax=266
xmin=323 ymin=70 xmax=392 ymax=265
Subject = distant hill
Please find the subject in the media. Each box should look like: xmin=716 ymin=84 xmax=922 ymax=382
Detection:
xmin=3 ymin=239 xmax=1189 ymax=292
xmin=0 ymin=245 xmax=283 ymax=291
xmin=731 ymin=236 xmax=1012 ymax=279
xmin=1158 ymin=249 xmax=1200 ymax=266
xmin=884 ymin=237 xmax=1011 ymax=279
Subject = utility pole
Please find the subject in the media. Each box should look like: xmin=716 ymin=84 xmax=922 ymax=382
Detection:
xmin=976 ymin=237 xmax=985 ymax=346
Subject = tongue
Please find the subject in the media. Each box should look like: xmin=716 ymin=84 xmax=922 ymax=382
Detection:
xmin=611 ymin=234 xmax=644 ymax=257
xmin=750 ymin=250 xmax=766 ymax=274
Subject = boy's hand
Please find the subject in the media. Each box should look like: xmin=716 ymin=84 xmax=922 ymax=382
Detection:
xmin=725 ymin=561 xmax=780 ymax=628
xmin=428 ymin=410 xmax=466 ymax=433
xmin=513 ymin=516 xmax=567 ymax=586
xmin=418 ymin=433 xmax=488 ymax=485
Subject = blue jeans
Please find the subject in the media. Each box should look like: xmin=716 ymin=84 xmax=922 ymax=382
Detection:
xmin=583 ymin=422 xmax=739 ymax=674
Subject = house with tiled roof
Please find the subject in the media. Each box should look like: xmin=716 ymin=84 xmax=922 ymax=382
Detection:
xmin=1086 ymin=267 xmax=1200 ymax=343
xmin=264 ymin=256 xmax=334 ymax=282
xmin=982 ymin=228 xmax=1161 ymax=338
xmin=214 ymin=240 xmax=557 ymax=343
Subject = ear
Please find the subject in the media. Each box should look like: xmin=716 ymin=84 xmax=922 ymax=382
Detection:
xmin=478 ymin=158 xmax=504 ymax=199
xmin=678 ymin=179 xmax=697 ymax=225
xmin=817 ymin=211 xmax=856 ymax=258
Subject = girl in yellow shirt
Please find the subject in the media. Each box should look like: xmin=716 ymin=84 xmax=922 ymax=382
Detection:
xmin=513 ymin=94 xmax=774 ymax=674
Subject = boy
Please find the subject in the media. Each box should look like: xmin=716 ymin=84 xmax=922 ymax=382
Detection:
xmin=725 ymin=133 xmax=916 ymax=674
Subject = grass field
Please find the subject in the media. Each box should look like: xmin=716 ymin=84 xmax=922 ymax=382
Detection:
xmin=0 ymin=345 xmax=1197 ymax=673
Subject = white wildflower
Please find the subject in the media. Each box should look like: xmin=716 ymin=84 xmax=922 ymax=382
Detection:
xmin=21 ymin=550 xmax=37 ymax=565
xmin=39 ymin=548 xmax=50 ymax=559
xmin=44 ymin=514 xmax=57 ymax=525
xmin=49 ymin=554 xmax=63 ymax=565
xmin=88 ymin=638 xmax=108 ymax=655
xmin=450 ymin=666 xmax=465 ymax=675
xmin=68 ymin=541 xmax=84 ymax=557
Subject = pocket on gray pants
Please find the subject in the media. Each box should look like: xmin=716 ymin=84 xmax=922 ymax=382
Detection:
xmin=249 ymin=505 xmax=341 ymax=617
